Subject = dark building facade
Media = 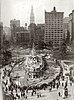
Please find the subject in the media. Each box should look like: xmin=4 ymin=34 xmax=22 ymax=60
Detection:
xmin=0 ymin=22 xmax=3 ymax=67
xmin=28 ymin=23 xmax=45 ymax=47
xmin=63 ymin=17 xmax=69 ymax=39
xmin=69 ymin=10 xmax=74 ymax=42
xmin=10 ymin=19 xmax=20 ymax=43
xmin=37 ymin=24 xmax=45 ymax=42
xmin=15 ymin=27 xmax=30 ymax=46
xmin=28 ymin=23 xmax=37 ymax=45
xmin=28 ymin=6 xmax=45 ymax=47
xmin=0 ymin=22 xmax=3 ymax=50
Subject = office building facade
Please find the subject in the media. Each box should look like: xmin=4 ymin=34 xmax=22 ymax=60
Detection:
xmin=0 ymin=22 xmax=3 ymax=50
xmin=69 ymin=10 xmax=74 ymax=42
xmin=15 ymin=27 xmax=30 ymax=46
xmin=63 ymin=17 xmax=69 ymax=39
xmin=45 ymin=7 xmax=64 ymax=46
xmin=28 ymin=23 xmax=37 ymax=45
xmin=36 ymin=24 xmax=45 ymax=43
xmin=10 ymin=19 xmax=20 ymax=42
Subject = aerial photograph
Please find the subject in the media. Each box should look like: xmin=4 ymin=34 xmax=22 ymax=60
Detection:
xmin=0 ymin=0 xmax=74 ymax=100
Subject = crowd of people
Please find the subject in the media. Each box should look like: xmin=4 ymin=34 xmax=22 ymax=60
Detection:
xmin=1 ymin=59 xmax=74 ymax=100
xmin=1 ymin=59 xmax=43 ymax=100
xmin=1 ymin=67 xmax=42 ymax=100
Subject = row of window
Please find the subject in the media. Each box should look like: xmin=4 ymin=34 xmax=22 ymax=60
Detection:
xmin=45 ymin=33 xmax=63 ymax=35
xmin=45 ymin=29 xmax=63 ymax=31
xmin=45 ymin=23 xmax=63 ymax=25
xmin=46 ymin=35 xmax=63 ymax=37
xmin=45 ymin=34 xmax=63 ymax=37
xmin=45 ymin=40 xmax=63 ymax=44
xmin=45 ymin=30 xmax=63 ymax=32
xmin=46 ymin=23 xmax=63 ymax=25
xmin=45 ymin=17 xmax=63 ymax=20
xmin=46 ymin=27 xmax=63 ymax=29
xmin=45 ymin=36 xmax=63 ymax=39
xmin=46 ymin=22 xmax=63 ymax=25
xmin=45 ymin=27 xmax=63 ymax=28
xmin=45 ymin=32 xmax=63 ymax=34
xmin=45 ymin=24 xmax=63 ymax=26
xmin=45 ymin=18 xmax=63 ymax=22
xmin=45 ymin=18 xmax=63 ymax=20
xmin=46 ymin=24 xmax=63 ymax=26
xmin=45 ymin=15 xmax=63 ymax=19
xmin=45 ymin=20 xmax=63 ymax=22
xmin=45 ymin=26 xmax=63 ymax=30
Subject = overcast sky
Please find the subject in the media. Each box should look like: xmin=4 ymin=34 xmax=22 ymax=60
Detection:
xmin=1 ymin=0 xmax=74 ymax=27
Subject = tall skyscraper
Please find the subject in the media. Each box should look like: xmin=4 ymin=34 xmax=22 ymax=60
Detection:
xmin=30 ymin=6 xmax=35 ymax=24
xmin=0 ymin=22 xmax=3 ymax=50
xmin=29 ymin=6 xmax=36 ymax=46
xmin=45 ymin=7 xmax=64 ymax=47
xmin=15 ymin=27 xmax=30 ymax=46
xmin=0 ymin=1 xmax=3 ymax=99
xmin=63 ymin=17 xmax=69 ymax=39
xmin=0 ymin=0 xmax=3 ymax=51
xmin=36 ymin=24 xmax=45 ymax=43
xmin=10 ymin=19 xmax=20 ymax=30
xmin=69 ymin=10 xmax=74 ymax=42
xmin=10 ymin=19 xmax=20 ymax=42
xmin=28 ymin=23 xmax=36 ymax=45
xmin=0 ymin=0 xmax=1 ymax=22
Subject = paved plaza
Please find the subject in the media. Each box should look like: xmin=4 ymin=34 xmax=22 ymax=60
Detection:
xmin=25 ymin=81 xmax=74 ymax=100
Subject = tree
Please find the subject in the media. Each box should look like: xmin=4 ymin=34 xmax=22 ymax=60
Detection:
xmin=3 ymin=40 xmax=10 ymax=50
xmin=38 ymin=41 xmax=47 ymax=49
xmin=65 ymin=30 xmax=70 ymax=45
xmin=59 ymin=40 xmax=67 ymax=59
xmin=2 ymin=50 xmax=12 ymax=65
xmin=2 ymin=40 xmax=12 ymax=65
xmin=48 ymin=40 xmax=53 ymax=48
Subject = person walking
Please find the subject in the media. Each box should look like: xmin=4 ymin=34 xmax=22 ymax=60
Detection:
xmin=49 ymin=86 xmax=52 ymax=92
xmin=65 ymin=88 xmax=68 ymax=98
xmin=62 ymin=89 xmax=65 ymax=99
xmin=58 ymin=92 xmax=61 ymax=97
xmin=56 ymin=83 xmax=59 ymax=89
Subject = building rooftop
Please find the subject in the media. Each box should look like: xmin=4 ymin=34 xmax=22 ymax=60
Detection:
xmin=45 ymin=7 xmax=64 ymax=14
xmin=72 ymin=9 xmax=74 ymax=12
xmin=69 ymin=12 xmax=72 ymax=16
